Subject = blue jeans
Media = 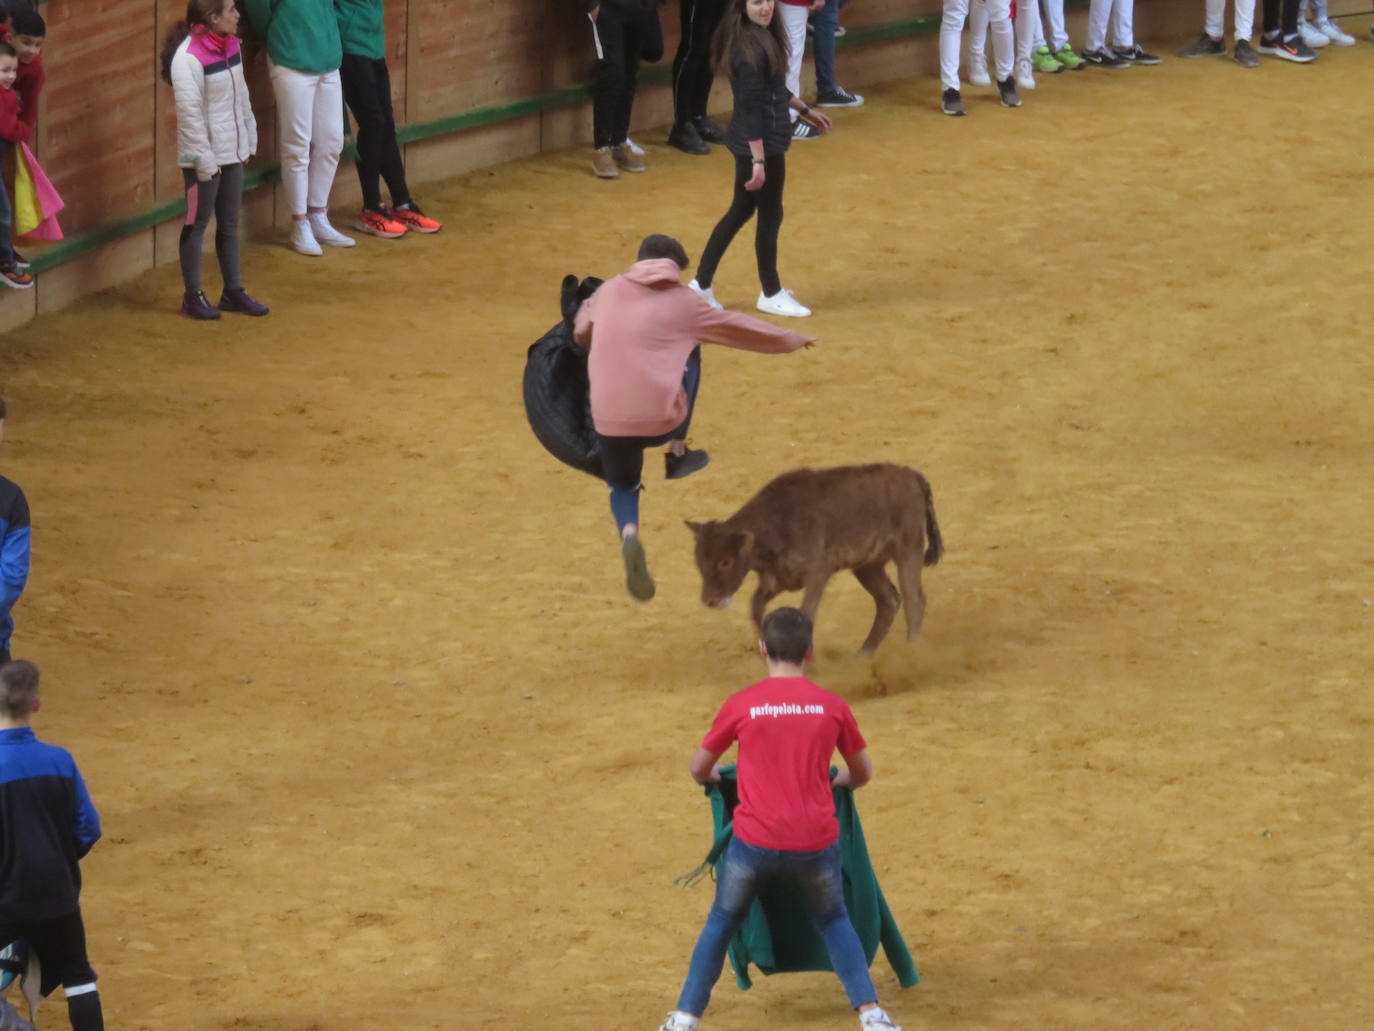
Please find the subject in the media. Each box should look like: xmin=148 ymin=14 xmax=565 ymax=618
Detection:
xmin=675 ymin=837 xmax=877 ymax=1017
xmin=811 ymin=0 xmax=842 ymax=92
xmin=0 ymin=140 xmax=13 ymax=266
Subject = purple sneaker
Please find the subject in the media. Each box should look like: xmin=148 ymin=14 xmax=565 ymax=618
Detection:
xmin=218 ymin=287 xmax=270 ymax=316
xmin=181 ymin=290 xmax=221 ymax=320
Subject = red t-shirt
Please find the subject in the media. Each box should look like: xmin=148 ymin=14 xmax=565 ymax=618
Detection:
xmin=701 ymin=676 xmax=867 ymax=852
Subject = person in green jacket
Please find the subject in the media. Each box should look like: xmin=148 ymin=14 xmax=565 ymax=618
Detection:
xmin=334 ymin=0 xmax=442 ymax=238
xmin=241 ymin=0 xmax=354 ymax=256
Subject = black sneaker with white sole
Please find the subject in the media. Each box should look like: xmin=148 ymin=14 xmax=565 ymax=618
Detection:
xmin=1233 ymin=40 xmax=1260 ymax=66
xmin=665 ymin=447 xmax=710 ymax=481
xmin=1177 ymin=33 xmax=1225 ymax=57
xmin=997 ymin=77 xmax=1021 ymax=107
xmin=941 ymin=88 xmax=965 ymax=116
xmin=815 ymin=86 xmax=864 ymax=107
xmin=1257 ymin=33 xmax=1317 ymax=61
xmin=1113 ymin=44 xmax=1161 ymax=64
xmin=792 ymin=119 xmax=821 ymax=140
xmin=1082 ymin=47 xmax=1132 ymax=67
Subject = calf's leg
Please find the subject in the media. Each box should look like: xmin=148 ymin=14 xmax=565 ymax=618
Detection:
xmin=750 ymin=576 xmax=783 ymax=629
xmin=894 ymin=546 xmax=928 ymax=640
xmin=852 ymin=563 xmax=902 ymax=652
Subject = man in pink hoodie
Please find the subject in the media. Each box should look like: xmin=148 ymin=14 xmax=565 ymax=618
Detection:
xmin=574 ymin=234 xmax=814 ymax=601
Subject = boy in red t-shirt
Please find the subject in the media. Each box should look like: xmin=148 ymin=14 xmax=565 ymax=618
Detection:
xmin=4 ymin=5 xmax=44 ymax=277
xmin=655 ymin=607 xmax=903 ymax=1031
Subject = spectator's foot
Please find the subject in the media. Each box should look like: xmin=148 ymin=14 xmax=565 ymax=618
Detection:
xmin=625 ymin=137 xmax=646 ymax=156
xmin=792 ymin=119 xmax=822 ymax=140
xmin=997 ymin=76 xmax=1022 ymax=107
xmin=355 ymin=208 xmax=408 ymax=238
xmin=1015 ymin=57 xmax=1036 ymax=90
xmin=290 ymin=220 xmax=323 ymax=256
xmin=1257 ymin=33 xmax=1317 ymax=61
xmin=612 ymin=142 xmax=646 ymax=172
xmin=665 ymin=447 xmax=710 ymax=481
xmin=1314 ymin=18 xmax=1355 ymax=45
xmin=968 ymin=59 xmax=991 ymax=86
xmin=1177 ymin=33 xmax=1226 ymax=57
xmin=1032 ymin=45 xmax=1063 ymax=73
xmin=592 ymin=146 xmax=620 ymax=177
xmin=1082 ymin=47 xmax=1132 ymax=67
xmin=667 ymin=121 xmax=711 ymax=155
xmin=10 ymin=249 xmax=28 ymax=271
xmin=816 ymin=85 xmax=865 ymax=107
xmin=1053 ymin=43 xmax=1088 ymax=69
xmin=692 ymin=116 xmax=727 ymax=143
xmin=308 ymin=214 xmax=357 ymax=247
xmin=859 ymin=1008 xmax=904 ymax=1031
xmin=621 ymin=534 xmax=656 ymax=601
xmin=688 ymin=279 xmax=724 ymax=311
xmin=0 ymin=263 xmax=33 ymax=289
xmin=1233 ymin=39 xmax=1260 ymax=66
xmin=757 ymin=287 xmax=812 ymax=318
xmin=1297 ymin=19 xmax=1330 ymax=47
xmin=941 ymin=88 xmax=966 ymax=116
xmin=218 ymin=287 xmax=270 ymax=317
xmin=656 ymin=1012 xmax=699 ymax=1031
xmin=1113 ymin=44 xmax=1162 ymax=64
xmin=181 ymin=290 xmax=221 ymax=320
xmin=392 ymin=204 xmax=442 ymax=233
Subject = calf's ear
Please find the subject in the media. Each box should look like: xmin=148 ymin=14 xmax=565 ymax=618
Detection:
xmin=684 ymin=519 xmax=705 ymax=537
xmin=729 ymin=530 xmax=755 ymax=556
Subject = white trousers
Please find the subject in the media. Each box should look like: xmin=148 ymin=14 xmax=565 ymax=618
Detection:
xmin=1086 ymin=0 xmax=1134 ymax=50
xmin=1039 ymin=0 xmax=1068 ymax=49
xmin=781 ymin=2 xmax=809 ymax=121
xmin=971 ymin=0 xmax=1043 ymax=61
xmin=269 ymin=60 xmax=345 ymax=216
xmin=1204 ymin=0 xmax=1256 ymax=39
xmin=942 ymin=0 xmax=1013 ymax=89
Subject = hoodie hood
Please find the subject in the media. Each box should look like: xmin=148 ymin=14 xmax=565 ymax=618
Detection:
xmin=624 ymin=258 xmax=684 ymax=288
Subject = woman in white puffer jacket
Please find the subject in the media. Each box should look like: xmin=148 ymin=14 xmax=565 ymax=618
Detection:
xmin=161 ymin=0 xmax=268 ymax=320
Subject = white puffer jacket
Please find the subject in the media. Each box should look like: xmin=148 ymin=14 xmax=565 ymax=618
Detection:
xmin=170 ymin=32 xmax=258 ymax=181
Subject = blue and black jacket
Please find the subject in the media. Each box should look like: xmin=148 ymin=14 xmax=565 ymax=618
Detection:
xmin=0 ymin=727 xmax=101 ymax=921
xmin=0 ymin=476 xmax=30 ymax=653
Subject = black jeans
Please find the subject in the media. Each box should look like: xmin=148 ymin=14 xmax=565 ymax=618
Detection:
xmin=671 ymin=0 xmax=728 ymax=127
xmin=340 ymin=54 xmax=410 ymax=211
xmin=592 ymin=4 xmax=663 ymax=148
xmin=696 ymin=153 xmax=787 ymax=297
xmin=1261 ymin=0 xmax=1299 ymax=37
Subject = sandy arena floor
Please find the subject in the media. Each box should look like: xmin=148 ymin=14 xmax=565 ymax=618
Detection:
xmin=1 ymin=43 xmax=1371 ymax=1031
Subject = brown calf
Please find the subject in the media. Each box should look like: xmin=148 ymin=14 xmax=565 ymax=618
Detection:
xmin=686 ymin=464 xmax=943 ymax=652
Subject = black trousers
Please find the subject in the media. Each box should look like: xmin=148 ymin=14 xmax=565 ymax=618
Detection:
xmin=592 ymin=4 xmax=663 ymax=148
xmin=340 ymin=54 xmax=410 ymax=211
xmin=672 ymin=0 xmax=728 ymax=128
xmin=1261 ymin=0 xmax=1299 ymax=37
xmin=0 ymin=909 xmax=97 ymax=996
xmin=696 ymin=153 xmax=787 ymax=297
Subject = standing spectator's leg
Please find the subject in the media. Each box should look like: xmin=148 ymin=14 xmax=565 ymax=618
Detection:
xmin=669 ymin=0 xmax=724 ymax=152
xmin=610 ymin=6 xmax=658 ymax=172
xmin=1234 ymin=0 xmax=1257 ymax=42
xmin=270 ymin=60 xmax=324 ymax=255
xmin=752 ymin=153 xmax=787 ymax=298
xmin=778 ymin=2 xmax=809 ymax=122
xmin=340 ymin=54 xmax=387 ymax=213
xmin=1108 ymin=0 xmax=1134 ymax=49
xmin=212 ymin=163 xmax=269 ymax=316
xmin=591 ymin=4 xmax=630 ymax=175
xmin=812 ymin=0 xmax=839 ymax=95
xmin=179 ymin=169 xmax=222 ymax=319
xmin=1042 ymin=0 xmax=1068 ymax=49
xmin=1086 ymin=0 xmax=1113 ymax=51
xmin=939 ymin=0 xmax=971 ymax=93
xmin=988 ymin=0 xmax=1016 ymax=84
xmin=696 ymin=155 xmax=763 ymax=291
xmin=304 ymin=68 xmax=350 ymax=247
xmin=688 ymin=0 xmax=728 ymax=126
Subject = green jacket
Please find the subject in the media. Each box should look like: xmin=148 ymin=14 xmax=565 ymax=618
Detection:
xmin=681 ymin=767 xmax=920 ymax=992
xmin=242 ymin=0 xmax=343 ymax=74
xmin=334 ymin=0 xmax=385 ymax=60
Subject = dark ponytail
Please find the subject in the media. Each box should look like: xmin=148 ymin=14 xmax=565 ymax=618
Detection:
xmin=159 ymin=0 xmax=226 ymax=84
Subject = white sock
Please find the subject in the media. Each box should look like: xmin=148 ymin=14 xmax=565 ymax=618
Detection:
xmin=670 ymin=1013 xmax=699 ymax=1030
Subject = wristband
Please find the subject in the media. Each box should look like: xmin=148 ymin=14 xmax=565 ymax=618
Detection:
xmin=752 ymin=158 xmax=765 ymax=165
xmin=801 ymin=104 xmax=813 ymax=115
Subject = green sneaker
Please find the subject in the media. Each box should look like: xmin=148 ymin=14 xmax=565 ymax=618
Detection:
xmin=1032 ymin=46 xmax=1062 ymax=73
xmin=621 ymin=534 xmax=656 ymax=601
xmin=1053 ymin=43 xmax=1087 ymax=70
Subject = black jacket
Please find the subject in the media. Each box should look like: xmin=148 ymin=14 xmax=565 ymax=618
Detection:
xmin=724 ymin=48 xmax=792 ymax=157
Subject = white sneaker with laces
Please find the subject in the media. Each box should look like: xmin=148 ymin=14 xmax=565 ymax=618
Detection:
xmin=1315 ymin=18 xmax=1355 ymax=44
xmin=1298 ymin=19 xmax=1330 ymax=45
xmin=290 ymin=219 xmax=322 ymax=256
xmin=859 ymin=1007 xmax=904 ymax=1031
xmin=756 ymin=288 xmax=812 ymax=318
xmin=656 ymin=1012 xmax=698 ymax=1031
xmin=308 ymin=213 xmax=357 ymax=248
xmin=969 ymin=57 xmax=992 ymax=86
xmin=688 ymin=279 xmax=724 ymax=311
xmin=1015 ymin=57 xmax=1036 ymax=90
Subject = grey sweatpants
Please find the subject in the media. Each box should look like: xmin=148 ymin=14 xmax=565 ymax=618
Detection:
xmin=180 ymin=163 xmax=243 ymax=295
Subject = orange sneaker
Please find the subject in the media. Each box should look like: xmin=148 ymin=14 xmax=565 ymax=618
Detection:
xmin=354 ymin=208 xmax=407 ymax=238
xmin=390 ymin=205 xmax=442 ymax=234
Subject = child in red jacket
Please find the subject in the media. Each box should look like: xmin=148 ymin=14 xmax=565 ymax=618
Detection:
xmin=5 ymin=5 xmax=44 ymax=277
xmin=0 ymin=41 xmax=33 ymax=289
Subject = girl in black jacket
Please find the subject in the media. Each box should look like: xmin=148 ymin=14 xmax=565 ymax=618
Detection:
xmin=689 ymin=0 xmax=830 ymax=318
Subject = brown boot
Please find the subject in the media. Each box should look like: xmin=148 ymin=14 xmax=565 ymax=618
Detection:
xmin=592 ymin=146 xmax=619 ymax=178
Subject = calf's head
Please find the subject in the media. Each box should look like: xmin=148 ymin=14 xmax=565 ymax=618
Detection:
xmin=685 ymin=520 xmax=755 ymax=609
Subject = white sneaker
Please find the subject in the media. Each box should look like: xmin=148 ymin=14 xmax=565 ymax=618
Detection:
xmin=1298 ymin=19 xmax=1330 ymax=46
xmin=1315 ymin=18 xmax=1355 ymax=44
xmin=626 ymin=137 xmax=646 ymax=156
xmin=688 ymin=279 xmax=723 ymax=311
xmin=859 ymin=1008 xmax=904 ymax=1031
xmin=756 ymin=288 xmax=811 ymax=318
xmin=308 ymin=213 xmax=357 ymax=248
xmin=290 ymin=219 xmax=322 ymax=256
xmin=656 ymin=1013 xmax=698 ymax=1031
xmin=1015 ymin=57 xmax=1036 ymax=90
xmin=968 ymin=58 xmax=991 ymax=86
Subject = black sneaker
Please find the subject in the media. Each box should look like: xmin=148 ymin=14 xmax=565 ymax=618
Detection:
xmin=1233 ymin=40 xmax=1259 ymax=67
xmin=665 ymin=447 xmax=710 ymax=480
xmin=1257 ymin=33 xmax=1316 ymax=62
xmin=1113 ymin=44 xmax=1161 ymax=64
xmin=621 ymin=534 xmax=655 ymax=601
xmin=0 ymin=263 xmax=33 ymax=290
xmin=1082 ymin=47 xmax=1132 ymax=67
xmin=218 ymin=287 xmax=270 ymax=317
xmin=692 ymin=116 xmax=726 ymax=144
xmin=667 ymin=121 xmax=710 ymax=155
xmin=180 ymin=290 xmax=221 ymax=320
xmin=10 ymin=249 xmax=28 ymax=271
xmin=815 ymin=86 xmax=864 ymax=107
xmin=792 ymin=119 xmax=821 ymax=140
xmin=1177 ymin=33 xmax=1225 ymax=57
xmin=997 ymin=77 xmax=1021 ymax=107
xmin=941 ymin=88 xmax=965 ymax=116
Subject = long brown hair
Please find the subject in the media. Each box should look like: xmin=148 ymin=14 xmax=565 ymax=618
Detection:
xmin=711 ymin=0 xmax=789 ymax=79
xmin=159 ymin=0 xmax=229 ymax=84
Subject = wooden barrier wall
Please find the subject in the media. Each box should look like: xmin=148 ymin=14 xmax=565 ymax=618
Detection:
xmin=1 ymin=0 xmax=1368 ymax=332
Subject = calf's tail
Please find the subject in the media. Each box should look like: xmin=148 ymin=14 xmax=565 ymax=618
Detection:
xmin=921 ymin=476 xmax=943 ymax=566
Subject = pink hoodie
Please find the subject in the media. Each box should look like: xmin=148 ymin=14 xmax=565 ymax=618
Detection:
xmin=574 ymin=259 xmax=813 ymax=437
